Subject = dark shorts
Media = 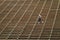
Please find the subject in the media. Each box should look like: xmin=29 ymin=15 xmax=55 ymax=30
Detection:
xmin=38 ymin=18 xmax=41 ymax=22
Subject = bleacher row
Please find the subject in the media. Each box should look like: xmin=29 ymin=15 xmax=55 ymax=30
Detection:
xmin=0 ymin=0 xmax=60 ymax=40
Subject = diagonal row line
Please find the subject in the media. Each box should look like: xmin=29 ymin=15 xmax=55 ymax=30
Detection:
xmin=0 ymin=1 xmax=18 ymax=35
xmin=6 ymin=0 xmax=33 ymax=39
xmin=27 ymin=0 xmax=42 ymax=39
xmin=0 ymin=0 xmax=6 ymax=6
xmin=0 ymin=1 xmax=17 ymax=23
xmin=0 ymin=0 xmax=26 ymax=36
xmin=38 ymin=0 xmax=53 ymax=39
xmin=0 ymin=1 xmax=11 ymax=14
xmin=27 ymin=0 xmax=41 ymax=39
xmin=48 ymin=0 xmax=60 ymax=40
xmin=17 ymin=0 xmax=40 ymax=39
xmin=26 ymin=0 xmax=47 ymax=40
